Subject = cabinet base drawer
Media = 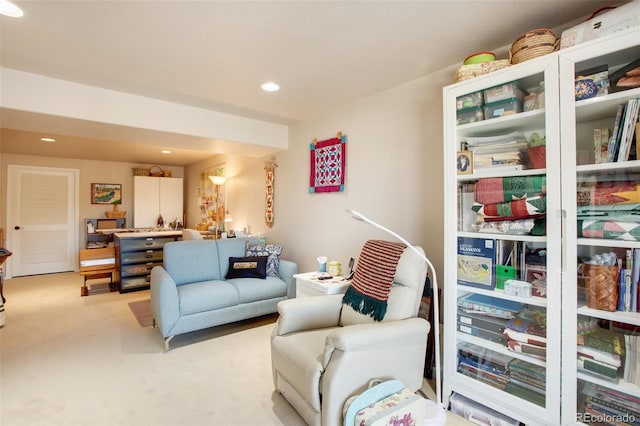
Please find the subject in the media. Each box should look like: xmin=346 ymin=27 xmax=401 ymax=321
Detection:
xmin=120 ymin=276 xmax=150 ymax=292
xmin=121 ymin=262 xmax=161 ymax=277
xmin=121 ymin=250 xmax=164 ymax=263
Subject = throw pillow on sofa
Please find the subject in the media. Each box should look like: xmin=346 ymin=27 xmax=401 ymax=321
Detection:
xmin=245 ymin=241 xmax=283 ymax=278
xmin=225 ymin=256 xmax=268 ymax=279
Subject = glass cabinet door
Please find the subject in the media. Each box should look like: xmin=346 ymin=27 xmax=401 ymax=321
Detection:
xmin=559 ymin=29 xmax=640 ymax=425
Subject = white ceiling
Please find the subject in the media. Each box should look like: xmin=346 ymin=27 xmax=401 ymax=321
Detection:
xmin=0 ymin=0 xmax=614 ymax=166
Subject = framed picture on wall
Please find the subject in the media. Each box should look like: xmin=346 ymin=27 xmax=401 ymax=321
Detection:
xmin=91 ymin=183 xmax=122 ymax=204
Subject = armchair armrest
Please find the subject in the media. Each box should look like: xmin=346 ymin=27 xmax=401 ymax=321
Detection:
xmin=326 ymin=317 xmax=431 ymax=351
xmin=274 ymin=294 xmax=343 ymax=336
xmin=150 ymin=266 xmax=180 ymax=338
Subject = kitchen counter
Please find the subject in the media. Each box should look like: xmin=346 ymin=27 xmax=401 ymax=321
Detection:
xmin=113 ymin=229 xmax=182 ymax=238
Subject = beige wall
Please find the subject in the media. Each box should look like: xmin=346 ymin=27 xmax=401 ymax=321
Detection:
xmin=271 ymin=68 xmax=451 ymax=280
xmin=1 ymin=64 xmax=455 ymax=284
xmin=183 ymin=66 xmax=454 ymax=284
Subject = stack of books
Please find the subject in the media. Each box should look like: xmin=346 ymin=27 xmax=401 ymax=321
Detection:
xmin=465 ymin=131 xmax=528 ymax=173
xmin=506 ymin=359 xmax=546 ymax=407
xmin=457 ymin=342 xmax=514 ymax=390
xmin=580 ymin=383 xmax=640 ymax=422
xmin=457 ymin=293 xmax=524 ymax=347
xmin=577 ymin=327 xmax=625 ymax=381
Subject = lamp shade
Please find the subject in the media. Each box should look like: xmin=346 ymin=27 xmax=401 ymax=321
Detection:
xmin=209 ymin=175 xmax=226 ymax=185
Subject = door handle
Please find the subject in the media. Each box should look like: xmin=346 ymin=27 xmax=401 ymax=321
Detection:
xmin=14 ymin=226 xmax=20 ymax=230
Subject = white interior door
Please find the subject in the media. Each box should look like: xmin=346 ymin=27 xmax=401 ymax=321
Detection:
xmin=6 ymin=165 xmax=79 ymax=278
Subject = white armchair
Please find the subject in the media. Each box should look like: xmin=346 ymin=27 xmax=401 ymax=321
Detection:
xmin=271 ymin=245 xmax=431 ymax=426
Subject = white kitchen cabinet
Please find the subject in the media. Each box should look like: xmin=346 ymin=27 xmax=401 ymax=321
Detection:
xmin=133 ymin=176 xmax=183 ymax=228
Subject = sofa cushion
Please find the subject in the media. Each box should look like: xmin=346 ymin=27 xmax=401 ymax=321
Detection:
xmin=177 ymin=280 xmax=240 ymax=315
xmin=225 ymin=256 xmax=268 ymax=279
xmin=164 ymin=241 xmax=222 ymax=284
xmin=246 ymin=241 xmax=283 ymax=277
xmin=216 ymin=239 xmax=251 ymax=278
xmin=229 ymin=276 xmax=288 ymax=303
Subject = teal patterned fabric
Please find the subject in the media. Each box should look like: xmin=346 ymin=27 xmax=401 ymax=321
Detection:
xmin=245 ymin=242 xmax=283 ymax=277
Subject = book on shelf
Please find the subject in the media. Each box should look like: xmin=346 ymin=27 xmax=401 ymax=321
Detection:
xmin=457 ymin=237 xmax=496 ymax=290
xmin=458 ymin=182 xmax=477 ymax=232
xmin=606 ymin=103 xmax=626 ymax=163
xmin=616 ymin=98 xmax=640 ymax=162
xmin=578 ymin=356 xmax=619 ymax=379
xmin=623 ymin=334 xmax=638 ymax=386
xmin=593 ymin=128 xmax=610 ymax=164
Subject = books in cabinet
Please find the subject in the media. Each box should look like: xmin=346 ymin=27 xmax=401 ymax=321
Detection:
xmin=458 ymin=237 xmax=496 ymax=289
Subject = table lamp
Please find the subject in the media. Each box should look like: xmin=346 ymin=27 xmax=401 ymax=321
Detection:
xmin=347 ymin=209 xmax=446 ymax=425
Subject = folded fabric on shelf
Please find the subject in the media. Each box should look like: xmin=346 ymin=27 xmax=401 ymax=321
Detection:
xmin=474 ymin=175 xmax=547 ymax=205
xmin=472 ymin=195 xmax=546 ymax=219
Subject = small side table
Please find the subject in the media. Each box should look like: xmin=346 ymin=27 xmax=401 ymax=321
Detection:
xmin=293 ymin=272 xmax=350 ymax=298
xmin=79 ymin=247 xmax=117 ymax=296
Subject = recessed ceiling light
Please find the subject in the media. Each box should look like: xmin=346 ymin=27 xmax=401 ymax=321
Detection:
xmin=261 ymin=82 xmax=280 ymax=92
xmin=40 ymin=137 xmax=56 ymax=143
xmin=161 ymin=150 xmax=172 ymax=154
xmin=0 ymin=0 xmax=23 ymax=17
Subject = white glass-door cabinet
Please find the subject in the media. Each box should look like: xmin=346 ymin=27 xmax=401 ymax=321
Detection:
xmin=443 ymin=53 xmax=562 ymax=425
xmin=443 ymin=28 xmax=639 ymax=425
xmin=559 ymin=30 xmax=640 ymax=426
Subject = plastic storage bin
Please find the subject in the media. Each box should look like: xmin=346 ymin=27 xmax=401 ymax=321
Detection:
xmin=456 ymin=106 xmax=484 ymax=125
xmin=450 ymin=393 xmax=519 ymax=426
xmin=483 ymin=82 xmax=524 ymax=103
xmin=484 ymin=98 xmax=522 ymax=119
xmin=456 ymin=91 xmax=484 ymax=110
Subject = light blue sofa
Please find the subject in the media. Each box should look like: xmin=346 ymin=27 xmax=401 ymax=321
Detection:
xmin=150 ymin=238 xmax=297 ymax=350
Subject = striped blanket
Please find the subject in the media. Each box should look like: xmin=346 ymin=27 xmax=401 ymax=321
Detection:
xmin=342 ymin=240 xmax=406 ymax=321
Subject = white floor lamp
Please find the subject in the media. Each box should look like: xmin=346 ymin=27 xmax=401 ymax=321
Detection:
xmin=347 ymin=209 xmax=446 ymax=425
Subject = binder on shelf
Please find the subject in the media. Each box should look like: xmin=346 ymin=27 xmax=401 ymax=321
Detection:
xmin=458 ymin=323 xmax=508 ymax=345
xmin=458 ymin=310 xmax=509 ymax=334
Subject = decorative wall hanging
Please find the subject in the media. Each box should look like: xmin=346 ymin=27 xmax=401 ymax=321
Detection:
xmin=265 ymin=157 xmax=277 ymax=228
xmin=197 ymin=165 xmax=226 ymax=231
xmin=91 ymin=183 xmax=122 ymax=204
xmin=309 ymin=131 xmax=346 ymax=193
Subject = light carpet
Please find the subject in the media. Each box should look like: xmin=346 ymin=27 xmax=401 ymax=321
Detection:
xmin=0 ymin=272 xmax=471 ymax=426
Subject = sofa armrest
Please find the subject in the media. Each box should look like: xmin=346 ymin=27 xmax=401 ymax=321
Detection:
xmin=150 ymin=266 xmax=180 ymax=338
xmin=277 ymin=259 xmax=298 ymax=299
xmin=274 ymin=294 xmax=343 ymax=336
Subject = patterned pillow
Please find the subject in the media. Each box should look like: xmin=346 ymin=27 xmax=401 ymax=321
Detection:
xmin=245 ymin=241 xmax=283 ymax=278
